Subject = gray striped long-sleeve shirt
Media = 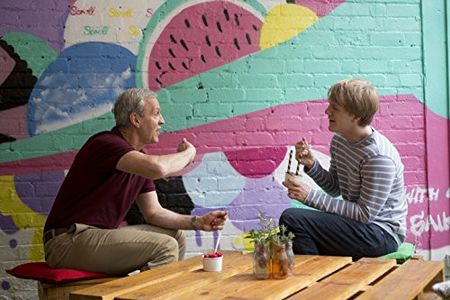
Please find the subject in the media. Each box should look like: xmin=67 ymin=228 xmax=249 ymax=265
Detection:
xmin=304 ymin=129 xmax=407 ymax=245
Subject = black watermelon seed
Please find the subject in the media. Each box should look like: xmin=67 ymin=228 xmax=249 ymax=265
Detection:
xmin=205 ymin=35 xmax=211 ymax=47
xmin=156 ymin=78 xmax=162 ymax=85
xmin=182 ymin=61 xmax=189 ymax=70
xmin=168 ymin=62 xmax=175 ymax=70
xmin=180 ymin=39 xmax=189 ymax=51
xmin=201 ymin=54 xmax=206 ymax=63
xmin=246 ymin=33 xmax=252 ymax=45
xmin=234 ymin=14 xmax=240 ymax=26
xmin=216 ymin=21 xmax=222 ymax=32
xmin=202 ymin=15 xmax=208 ymax=27
xmin=252 ymin=24 xmax=258 ymax=31
xmin=184 ymin=19 xmax=190 ymax=28
xmin=155 ymin=61 xmax=161 ymax=70
xmin=224 ymin=9 xmax=229 ymax=21
xmin=233 ymin=38 xmax=240 ymax=50
xmin=168 ymin=48 xmax=176 ymax=58
xmin=170 ymin=34 xmax=177 ymax=44
xmin=215 ymin=46 xmax=222 ymax=57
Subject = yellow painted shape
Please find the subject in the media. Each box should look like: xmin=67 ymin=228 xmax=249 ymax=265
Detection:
xmin=233 ymin=232 xmax=255 ymax=253
xmin=0 ymin=175 xmax=46 ymax=261
xmin=259 ymin=4 xmax=319 ymax=50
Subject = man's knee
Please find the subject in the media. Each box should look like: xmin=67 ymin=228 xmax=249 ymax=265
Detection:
xmin=280 ymin=208 xmax=300 ymax=224
xmin=175 ymin=229 xmax=186 ymax=245
xmin=280 ymin=208 xmax=314 ymax=229
xmin=153 ymin=236 xmax=179 ymax=265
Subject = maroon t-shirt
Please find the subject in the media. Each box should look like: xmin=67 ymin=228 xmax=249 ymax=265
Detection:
xmin=44 ymin=127 xmax=155 ymax=232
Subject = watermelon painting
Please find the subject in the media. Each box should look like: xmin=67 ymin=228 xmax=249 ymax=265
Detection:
xmin=141 ymin=1 xmax=265 ymax=91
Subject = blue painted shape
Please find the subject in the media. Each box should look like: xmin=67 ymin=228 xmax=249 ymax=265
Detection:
xmin=27 ymin=42 xmax=136 ymax=136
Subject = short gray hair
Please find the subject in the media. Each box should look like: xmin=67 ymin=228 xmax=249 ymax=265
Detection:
xmin=113 ymin=88 xmax=157 ymax=128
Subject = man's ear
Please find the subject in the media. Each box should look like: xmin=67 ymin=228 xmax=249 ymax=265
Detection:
xmin=129 ymin=112 xmax=141 ymax=128
xmin=352 ymin=115 xmax=362 ymax=126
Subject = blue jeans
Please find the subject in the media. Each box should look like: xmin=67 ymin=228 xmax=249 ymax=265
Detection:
xmin=279 ymin=208 xmax=398 ymax=261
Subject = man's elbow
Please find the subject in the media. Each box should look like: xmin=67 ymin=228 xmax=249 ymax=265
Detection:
xmin=145 ymin=163 xmax=169 ymax=180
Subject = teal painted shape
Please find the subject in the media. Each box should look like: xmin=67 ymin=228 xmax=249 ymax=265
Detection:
xmin=2 ymin=32 xmax=57 ymax=78
xmin=2 ymin=0 xmax=446 ymax=163
xmin=157 ymin=0 xmax=441 ymax=133
xmin=0 ymin=113 xmax=114 ymax=163
xmin=422 ymin=0 xmax=450 ymax=119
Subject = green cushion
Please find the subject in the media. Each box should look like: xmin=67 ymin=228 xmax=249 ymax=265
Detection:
xmin=379 ymin=242 xmax=415 ymax=263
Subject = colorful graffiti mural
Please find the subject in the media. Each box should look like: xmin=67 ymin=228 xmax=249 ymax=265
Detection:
xmin=1 ymin=0 xmax=449 ymax=298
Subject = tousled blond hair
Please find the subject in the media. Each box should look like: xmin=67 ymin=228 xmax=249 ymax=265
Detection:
xmin=328 ymin=79 xmax=379 ymax=126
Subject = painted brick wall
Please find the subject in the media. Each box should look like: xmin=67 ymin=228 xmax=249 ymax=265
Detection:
xmin=1 ymin=0 xmax=449 ymax=298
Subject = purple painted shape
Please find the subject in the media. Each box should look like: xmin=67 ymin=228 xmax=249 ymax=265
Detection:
xmin=0 ymin=46 xmax=15 ymax=84
xmin=296 ymin=0 xmax=346 ymax=17
xmin=1 ymin=281 xmax=10 ymax=290
xmin=9 ymin=239 xmax=17 ymax=248
xmin=0 ymin=0 xmax=69 ymax=52
xmin=0 ymin=213 xmax=18 ymax=234
xmin=193 ymin=176 xmax=290 ymax=232
xmin=14 ymin=170 xmax=65 ymax=214
xmin=195 ymin=230 xmax=203 ymax=247
xmin=0 ymin=105 xmax=29 ymax=140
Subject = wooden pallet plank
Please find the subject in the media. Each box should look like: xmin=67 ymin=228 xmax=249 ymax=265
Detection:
xmin=289 ymin=258 xmax=396 ymax=300
xmin=169 ymin=255 xmax=351 ymax=300
xmin=115 ymin=251 xmax=253 ymax=300
xmin=357 ymin=259 xmax=444 ymax=300
xmin=69 ymin=250 xmax=220 ymax=300
xmin=40 ymin=278 xmax=116 ymax=300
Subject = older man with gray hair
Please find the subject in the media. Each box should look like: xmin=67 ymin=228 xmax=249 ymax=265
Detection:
xmin=43 ymin=88 xmax=227 ymax=275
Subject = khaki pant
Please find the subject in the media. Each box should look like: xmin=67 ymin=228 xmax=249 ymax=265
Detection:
xmin=44 ymin=223 xmax=186 ymax=275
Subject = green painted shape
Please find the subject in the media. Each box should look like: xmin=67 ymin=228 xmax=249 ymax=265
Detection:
xmin=156 ymin=1 xmax=433 ymax=132
xmin=422 ymin=0 xmax=450 ymax=119
xmin=2 ymin=32 xmax=57 ymax=78
xmin=2 ymin=0 xmax=446 ymax=164
xmin=136 ymin=0 xmax=267 ymax=88
xmin=379 ymin=242 xmax=415 ymax=263
xmin=0 ymin=113 xmax=115 ymax=163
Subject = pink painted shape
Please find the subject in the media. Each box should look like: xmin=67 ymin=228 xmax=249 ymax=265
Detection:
xmin=147 ymin=1 xmax=262 ymax=91
xmin=0 ymin=105 xmax=29 ymax=139
xmin=296 ymin=0 xmax=346 ymax=17
xmin=1 ymin=94 xmax=449 ymax=250
xmin=0 ymin=46 xmax=15 ymax=84
xmin=0 ymin=151 xmax=76 ymax=175
xmin=224 ymin=147 xmax=286 ymax=178
xmin=425 ymin=106 xmax=450 ymax=249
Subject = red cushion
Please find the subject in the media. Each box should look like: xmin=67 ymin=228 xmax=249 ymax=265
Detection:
xmin=6 ymin=262 xmax=109 ymax=284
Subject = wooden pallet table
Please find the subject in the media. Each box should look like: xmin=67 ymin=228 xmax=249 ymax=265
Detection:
xmin=69 ymin=251 xmax=444 ymax=300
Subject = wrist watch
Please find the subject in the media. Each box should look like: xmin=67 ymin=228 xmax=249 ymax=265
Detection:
xmin=191 ymin=215 xmax=201 ymax=230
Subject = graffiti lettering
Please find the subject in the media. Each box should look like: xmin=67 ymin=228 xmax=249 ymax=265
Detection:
xmin=128 ymin=25 xmax=141 ymax=37
xmin=108 ymin=7 xmax=132 ymax=17
xmin=70 ymin=5 xmax=95 ymax=16
xmin=410 ymin=210 xmax=450 ymax=237
xmin=146 ymin=8 xmax=153 ymax=17
xmin=428 ymin=188 xmax=439 ymax=201
xmin=83 ymin=26 xmax=109 ymax=35
xmin=406 ymin=186 xmax=443 ymax=203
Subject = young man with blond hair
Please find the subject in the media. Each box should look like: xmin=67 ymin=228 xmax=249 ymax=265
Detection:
xmin=281 ymin=79 xmax=407 ymax=260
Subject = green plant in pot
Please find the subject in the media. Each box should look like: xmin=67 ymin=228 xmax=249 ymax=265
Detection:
xmin=246 ymin=212 xmax=294 ymax=279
